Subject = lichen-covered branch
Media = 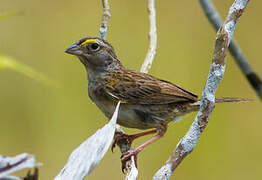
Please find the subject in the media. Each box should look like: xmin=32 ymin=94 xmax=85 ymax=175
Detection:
xmin=124 ymin=156 xmax=138 ymax=180
xmin=140 ymin=0 xmax=157 ymax=73
xmin=100 ymin=0 xmax=111 ymax=39
xmin=0 ymin=153 xmax=39 ymax=180
xmin=54 ymin=102 xmax=120 ymax=180
xmin=199 ymin=0 xmax=262 ymax=100
xmin=153 ymin=0 xmax=249 ymax=179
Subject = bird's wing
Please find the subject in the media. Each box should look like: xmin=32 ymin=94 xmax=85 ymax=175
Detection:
xmin=105 ymin=70 xmax=198 ymax=104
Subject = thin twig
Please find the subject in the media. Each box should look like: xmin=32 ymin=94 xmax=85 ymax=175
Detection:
xmin=99 ymin=1 xmax=138 ymax=178
xmin=199 ymin=0 xmax=262 ymax=100
xmin=100 ymin=0 xmax=111 ymax=39
xmin=120 ymin=0 xmax=158 ymax=178
xmin=140 ymin=0 xmax=157 ymax=73
xmin=119 ymin=0 xmax=157 ymax=178
xmin=115 ymin=0 xmax=158 ymax=178
xmin=153 ymin=0 xmax=249 ymax=179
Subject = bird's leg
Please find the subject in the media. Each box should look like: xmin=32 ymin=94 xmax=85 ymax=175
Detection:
xmin=111 ymin=129 xmax=157 ymax=152
xmin=121 ymin=125 xmax=167 ymax=171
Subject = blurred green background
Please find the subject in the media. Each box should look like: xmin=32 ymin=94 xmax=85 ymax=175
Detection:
xmin=1 ymin=0 xmax=261 ymax=179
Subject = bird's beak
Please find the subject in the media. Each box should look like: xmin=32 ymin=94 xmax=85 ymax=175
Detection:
xmin=65 ymin=44 xmax=84 ymax=55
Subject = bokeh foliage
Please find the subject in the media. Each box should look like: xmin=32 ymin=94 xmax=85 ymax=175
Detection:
xmin=0 ymin=54 xmax=56 ymax=88
xmin=0 ymin=11 xmax=23 ymax=21
xmin=0 ymin=0 xmax=261 ymax=179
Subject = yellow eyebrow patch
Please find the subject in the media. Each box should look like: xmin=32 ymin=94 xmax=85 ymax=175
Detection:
xmin=80 ymin=39 xmax=96 ymax=46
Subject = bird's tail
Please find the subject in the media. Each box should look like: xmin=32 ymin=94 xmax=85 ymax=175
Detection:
xmin=188 ymin=97 xmax=250 ymax=113
xmin=214 ymin=97 xmax=251 ymax=103
xmin=172 ymin=97 xmax=250 ymax=122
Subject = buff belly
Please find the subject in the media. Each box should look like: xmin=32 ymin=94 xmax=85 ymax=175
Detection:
xmin=94 ymin=100 xmax=159 ymax=129
xmin=92 ymin=97 xmax=185 ymax=130
xmin=88 ymin=85 xmax=191 ymax=129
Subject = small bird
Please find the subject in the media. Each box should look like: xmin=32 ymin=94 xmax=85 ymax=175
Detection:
xmin=65 ymin=37 xmax=247 ymax=170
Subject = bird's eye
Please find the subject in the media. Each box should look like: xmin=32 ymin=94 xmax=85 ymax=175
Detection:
xmin=90 ymin=43 xmax=100 ymax=51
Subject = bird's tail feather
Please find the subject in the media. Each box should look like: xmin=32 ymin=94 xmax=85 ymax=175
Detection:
xmin=188 ymin=97 xmax=250 ymax=113
xmin=172 ymin=97 xmax=250 ymax=122
xmin=214 ymin=97 xmax=251 ymax=103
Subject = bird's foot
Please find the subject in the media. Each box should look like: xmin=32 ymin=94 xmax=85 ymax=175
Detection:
xmin=111 ymin=129 xmax=158 ymax=152
xmin=121 ymin=149 xmax=140 ymax=173
xmin=111 ymin=132 xmax=135 ymax=152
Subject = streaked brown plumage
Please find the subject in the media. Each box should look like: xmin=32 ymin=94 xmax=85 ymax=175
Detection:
xmin=65 ymin=37 xmax=247 ymax=170
xmin=105 ymin=69 xmax=198 ymax=104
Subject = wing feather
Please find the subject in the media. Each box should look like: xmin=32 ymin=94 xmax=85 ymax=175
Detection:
xmin=105 ymin=69 xmax=198 ymax=104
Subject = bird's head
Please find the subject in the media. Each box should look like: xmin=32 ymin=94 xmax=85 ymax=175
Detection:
xmin=65 ymin=37 xmax=120 ymax=71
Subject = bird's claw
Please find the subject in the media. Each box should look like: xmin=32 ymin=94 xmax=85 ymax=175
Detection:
xmin=121 ymin=150 xmax=138 ymax=173
xmin=111 ymin=132 xmax=134 ymax=152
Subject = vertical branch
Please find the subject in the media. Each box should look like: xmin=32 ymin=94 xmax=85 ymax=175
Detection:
xmin=100 ymin=0 xmax=111 ymax=39
xmin=140 ymin=0 xmax=157 ymax=73
xmin=199 ymin=0 xmax=262 ymax=100
xmin=124 ymin=157 xmax=138 ymax=180
xmin=115 ymin=125 xmax=138 ymax=180
xmin=99 ymin=1 xmax=138 ymax=179
xmin=153 ymin=0 xmax=249 ymax=179
xmin=116 ymin=0 xmax=158 ymax=179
